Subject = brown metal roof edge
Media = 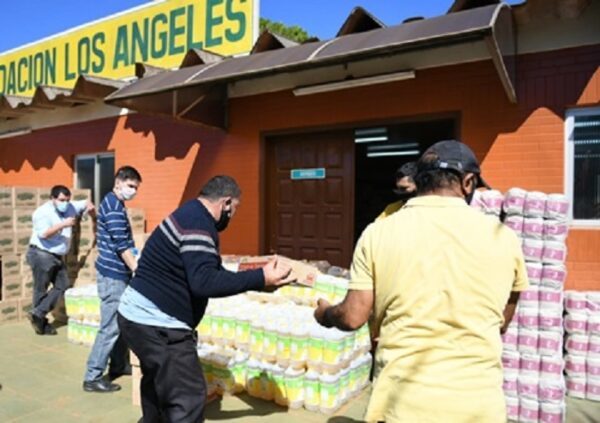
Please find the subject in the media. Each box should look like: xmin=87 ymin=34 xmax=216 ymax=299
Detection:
xmin=250 ymin=30 xmax=300 ymax=54
xmin=179 ymin=48 xmax=225 ymax=68
xmin=135 ymin=63 xmax=167 ymax=79
xmin=336 ymin=6 xmax=386 ymax=37
xmin=448 ymin=0 xmax=500 ymax=13
xmin=106 ymin=4 xmax=506 ymax=102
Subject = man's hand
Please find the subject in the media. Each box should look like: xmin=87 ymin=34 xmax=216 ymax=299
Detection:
xmin=262 ymin=256 xmax=293 ymax=291
xmin=314 ymin=298 xmax=333 ymax=328
xmin=85 ymin=201 xmax=96 ymax=215
xmin=62 ymin=217 xmax=76 ymax=228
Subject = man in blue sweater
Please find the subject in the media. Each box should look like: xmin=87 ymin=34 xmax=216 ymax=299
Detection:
xmin=83 ymin=166 xmax=142 ymax=393
xmin=118 ymin=175 xmax=292 ymax=423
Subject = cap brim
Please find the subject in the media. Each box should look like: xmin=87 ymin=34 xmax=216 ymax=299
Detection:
xmin=477 ymin=175 xmax=491 ymax=189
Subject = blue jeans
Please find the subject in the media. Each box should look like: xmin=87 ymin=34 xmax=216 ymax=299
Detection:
xmin=84 ymin=273 xmax=129 ymax=382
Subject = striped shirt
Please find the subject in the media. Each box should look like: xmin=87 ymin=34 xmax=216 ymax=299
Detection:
xmin=129 ymin=199 xmax=264 ymax=328
xmin=95 ymin=192 xmax=134 ymax=281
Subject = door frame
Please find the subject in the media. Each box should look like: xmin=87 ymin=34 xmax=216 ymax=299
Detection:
xmin=258 ymin=111 xmax=462 ymax=255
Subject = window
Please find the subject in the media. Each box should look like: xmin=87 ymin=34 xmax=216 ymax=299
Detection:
xmin=74 ymin=153 xmax=115 ymax=205
xmin=565 ymin=107 xmax=600 ymax=226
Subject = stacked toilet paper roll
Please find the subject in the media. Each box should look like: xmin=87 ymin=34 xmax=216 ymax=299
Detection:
xmin=564 ymin=291 xmax=600 ymax=402
xmin=499 ymin=189 xmax=570 ymax=422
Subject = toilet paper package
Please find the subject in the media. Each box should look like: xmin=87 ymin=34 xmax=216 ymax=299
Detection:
xmin=566 ymin=335 xmax=590 ymax=357
xmin=539 ymin=331 xmax=563 ymax=357
xmin=565 ymin=291 xmax=588 ymax=314
xmin=523 ymin=218 xmax=544 ymax=240
xmin=520 ymin=286 xmax=540 ymax=310
xmin=542 ymin=241 xmax=567 ymax=265
xmin=587 ymin=357 xmax=600 ymax=378
xmin=480 ymin=190 xmax=504 ymax=215
xmin=539 ymin=379 xmax=566 ymax=403
xmin=503 ymin=374 xmax=518 ymax=397
xmin=539 ymin=310 xmax=563 ymax=333
xmin=504 ymin=215 xmax=524 ymax=237
xmin=541 ymin=264 xmax=566 ymax=289
xmin=541 ymin=355 xmax=564 ymax=380
xmin=545 ymin=194 xmax=569 ymax=221
xmin=527 ymin=262 xmax=544 ymax=285
xmin=520 ymin=353 xmax=542 ymax=377
xmin=501 ymin=327 xmax=519 ymax=351
xmin=518 ymin=329 xmax=539 ymax=354
xmin=540 ymin=401 xmax=565 ymax=423
xmin=505 ymin=396 xmax=519 ymax=421
xmin=543 ymin=220 xmax=569 ymax=242
xmin=539 ymin=288 xmax=563 ymax=311
xmin=518 ymin=307 xmax=540 ymax=329
xmin=589 ymin=315 xmax=600 ymax=336
xmin=502 ymin=350 xmax=520 ymax=373
xmin=518 ymin=375 xmax=540 ymax=401
xmin=586 ymin=377 xmax=600 ymax=401
xmin=566 ymin=376 xmax=587 ymax=399
xmin=564 ymin=313 xmax=587 ymax=334
xmin=503 ymin=188 xmax=527 ymax=215
xmin=565 ymin=354 xmax=587 ymax=378
xmin=524 ymin=191 xmax=547 ymax=218
xmin=589 ymin=335 xmax=600 ymax=358
xmin=519 ymin=397 xmax=540 ymax=423
xmin=522 ymin=239 xmax=544 ymax=262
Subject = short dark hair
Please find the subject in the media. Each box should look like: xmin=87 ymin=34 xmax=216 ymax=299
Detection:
xmin=396 ymin=162 xmax=417 ymax=179
xmin=415 ymin=152 xmax=462 ymax=195
xmin=50 ymin=185 xmax=71 ymax=199
xmin=115 ymin=166 xmax=142 ymax=182
xmin=199 ymin=175 xmax=241 ymax=200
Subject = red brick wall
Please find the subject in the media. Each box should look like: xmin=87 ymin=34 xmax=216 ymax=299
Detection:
xmin=1 ymin=44 xmax=599 ymax=289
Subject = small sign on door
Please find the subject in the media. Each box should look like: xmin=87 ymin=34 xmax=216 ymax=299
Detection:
xmin=290 ymin=168 xmax=326 ymax=180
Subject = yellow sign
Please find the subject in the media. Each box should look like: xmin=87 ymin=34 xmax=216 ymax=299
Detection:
xmin=0 ymin=0 xmax=256 ymax=96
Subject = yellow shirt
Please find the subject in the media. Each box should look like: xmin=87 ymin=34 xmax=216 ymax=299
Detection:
xmin=349 ymin=196 xmax=529 ymax=423
xmin=376 ymin=200 xmax=406 ymax=221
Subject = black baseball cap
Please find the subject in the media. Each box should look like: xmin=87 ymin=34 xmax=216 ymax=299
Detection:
xmin=417 ymin=140 xmax=491 ymax=189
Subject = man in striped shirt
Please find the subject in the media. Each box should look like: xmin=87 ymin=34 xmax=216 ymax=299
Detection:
xmin=118 ymin=175 xmax=292 ymax=422
xmin=83 ymin=166 xmax=142 ymax=393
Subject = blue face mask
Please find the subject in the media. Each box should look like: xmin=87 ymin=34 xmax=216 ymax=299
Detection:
xmin=56 ymin=201 xmax=68 ymax=213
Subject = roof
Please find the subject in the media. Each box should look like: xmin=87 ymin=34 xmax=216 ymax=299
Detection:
xmin=106 ymin=4 xmax=516 ymax=128
xmin=0 ymin=75 xmax=127 ymax=120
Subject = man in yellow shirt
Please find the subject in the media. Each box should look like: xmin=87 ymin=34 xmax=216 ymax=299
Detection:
xmin=376 ymin=162 xmax=417 ymax=221
xmin=315 ymin=140 xmax=528 ymax=422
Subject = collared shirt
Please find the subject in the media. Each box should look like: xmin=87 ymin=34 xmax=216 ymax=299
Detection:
xmin=29 ymin=200 xmax=87 ymax=255
xmin=375 ymin=199 xmax=407 ymax=221
xmin=118 ymin=285 xmax=191 ymax=330
xmin=349 ymin=195 xmax=529 ymax=423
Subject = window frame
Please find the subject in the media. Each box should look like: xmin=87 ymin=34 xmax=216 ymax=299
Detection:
xmin=73 ymin=152 xmax=115 ymax=206
xmin=564 ymin=106 xmax=600 ymax=228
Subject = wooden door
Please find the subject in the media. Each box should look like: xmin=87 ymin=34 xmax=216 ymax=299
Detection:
xmin=265 ymin=130 xmax=354 ymax=267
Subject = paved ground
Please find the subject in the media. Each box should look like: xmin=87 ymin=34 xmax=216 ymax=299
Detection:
xmin=1 ymin=320 xmax=599 ymax=422
xmin=0 ymin=321 xmax=368 ymax=423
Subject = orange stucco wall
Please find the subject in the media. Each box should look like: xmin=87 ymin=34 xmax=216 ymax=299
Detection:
xmin=1 ymin=44 xmax=599 ymax=290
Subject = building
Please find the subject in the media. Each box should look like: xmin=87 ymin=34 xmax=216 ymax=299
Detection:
xmin=1 ymin=0 xmax=599 ymax=290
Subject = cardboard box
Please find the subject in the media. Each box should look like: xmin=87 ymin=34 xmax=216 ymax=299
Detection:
xmin=1 ymin=254 xmax=21 ymax=279
xmin=127 ymin=208 xmax=146 ymax=234
xmin=17 ymin=297 xmax=33 ymax=320
xmin=279 ymin=256 xmax=319 ymax=287
xmin=13 ymin=187 xmax=37 ymax=208
xmin=237 ymin=255 xmax=273 ymax=271
xmin=0 ymin=186 xmax=13 ymax=207
xmin=37 ymin=188 xmax=51 ymax=206
xmin=14 ymin=231 xmax=31 ymax=254
xmin=0 ymin=300 xmax=19 ymax=323
xmin=13 ymin=208 xmax=34 ymax=231
xmin=0 ymin=208 xmax=14 ymax=232
xmin=0 ymin=232 xmax=16 ymax=255
xmin=71 ymin=188 xmax=91 ymax=202
xmin=1 ymin=275 xmax=22 ymax=300
xmin=132 ymin=366 xmax=142 ymax=407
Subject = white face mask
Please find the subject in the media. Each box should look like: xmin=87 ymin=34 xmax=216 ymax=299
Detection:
xmin=55 ymin=201 xmax=69 ymax=213
xmin=121 ymin=186 xmax=137 ymax=201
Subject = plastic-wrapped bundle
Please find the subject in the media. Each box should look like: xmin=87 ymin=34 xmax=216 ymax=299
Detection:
xmin=566 ymin=376 xmax=586 ymax=399
xmin=524 ymin=191 xmax=547 ymax=218
xmin=543 ymin=219 xmax=569 ymax=242
xmin=565 ymin=313 xmax=588 ymax=334
xmin=503 ymin=188 xmax=527 ymax=215
xmin=505 ymin=396 xmax=519 ymax=421
xmin=539 ymin=287 xmax=563 ymax=311
xmin=504 ymin=215 xmax=524 ymax=236
xmin=545 ymin=194 xmax=569 ymax=221
xmin=519 ymin=397 xmax=540 ymax=423
xmin=523 ymin=217 xmax=544 ymax=239
xmin=565 ymin=291 xmax=588 ymax=314
xmin=522 ymin=239 xmax=544 ymax=262
xmin=541 ymin=264 xmax=566 ymax=289
xmin=540 ymin=401 xmax=565 ymax=423
xmin=542 ymin=241 xmax=567 ymax=265
xmin=526 ymin=262 xmax=543 ymax=285
xmin=566 ymin=334 xmax=589 ymax=356
xmin=540 ymin=355 xmax=564 ymax=379
xmin=539 ymin=331 xmax=563 ymax=356
xmin=480 ymin=190 xmax=504 ymax=215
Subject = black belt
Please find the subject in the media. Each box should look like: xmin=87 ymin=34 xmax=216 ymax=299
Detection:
xmin=29 ymin=245 xmax=64 ymax=260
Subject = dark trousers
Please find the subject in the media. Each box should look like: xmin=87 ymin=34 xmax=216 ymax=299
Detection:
xmin=26 ymin=247 xmax=69 ymax=319
xmin=118 ymin=313 xmax=206 ymax=423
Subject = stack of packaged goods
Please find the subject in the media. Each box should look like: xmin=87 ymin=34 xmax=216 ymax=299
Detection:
xmin=195 ymin=291 xmax=372 ymax=414
xmin=276 ymin=274 xmax=349 ymax=306
xmin=500 ymin=189 xmax=569 ymax=423
xmin=64 ymin=285 xmax=101 ymax=346
xmin=563 ymin=291 xmax=600 ymax=402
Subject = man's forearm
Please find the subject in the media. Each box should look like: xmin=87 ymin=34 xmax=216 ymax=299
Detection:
xmin=41 ymin=222 xmax=65 ymax=239
xmin=323 ymin=304 xmax=356 ymax=332
xmin=120 ymin=249 xmax=137 ymax=272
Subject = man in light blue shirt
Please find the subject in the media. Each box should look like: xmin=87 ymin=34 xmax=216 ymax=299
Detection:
xmin=26 ymin=185 xmax=94 ymax=335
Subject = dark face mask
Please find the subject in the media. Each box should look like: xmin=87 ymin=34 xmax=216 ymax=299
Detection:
xmin=215 ymin=207 xmax=232 ymax=232
xmin=395 ymin=189 xmax=416 ymax=201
